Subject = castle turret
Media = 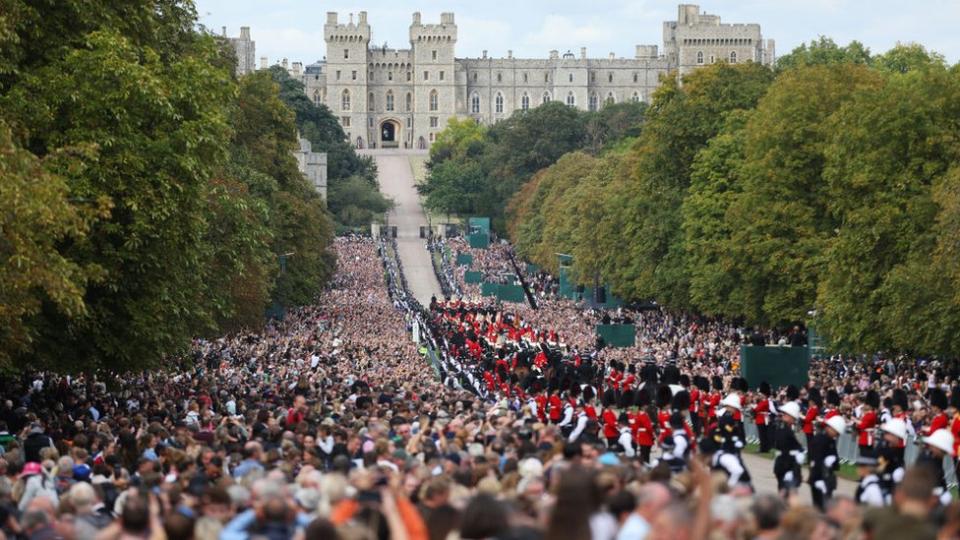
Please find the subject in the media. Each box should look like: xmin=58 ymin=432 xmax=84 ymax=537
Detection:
xmin=324 ymin=12 xmax=371 ymax=147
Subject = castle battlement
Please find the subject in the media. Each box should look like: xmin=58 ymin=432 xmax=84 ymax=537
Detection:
xmin=324 ymin=12 xmax=370 ymax=42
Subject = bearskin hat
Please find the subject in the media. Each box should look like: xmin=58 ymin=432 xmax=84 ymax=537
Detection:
xmin=569 ymin=383 xmax=582 ymax=399
xmin=695 ymin=376 xmax=710 ymax=392
xmin=786 ymin=385 xmax=800 ymax=401
xmin=930 ymin=387 xmax=948 ymax=410
xmin=628 ymin=364 xmax=637 ymax=375
xmin=582 ymin=385 xmax=596 ymax=403
xmin=951 ymin=387 xmax=960 ymax=411
xmin=669 ymin=412 xmax=686 ymax=431
xmin=712 ymin=375 xmax=724 ymax=392
xmin=864 ymin=389 xmax=880 ymax=410
xmin=672 ymin=390 xmax=691 ymax=412
xmin=618 ymin=411 xmax=630 ymax=424
xmin=619 ymin=390 xmax=636 ymax=410
xmin=826 ymin=388 xmax=840 ymax=407
xmin=890 ymin=388 xmax=908 ymax=411
xmin=636 ymin=388 xmax=651 ymax=408
xmin=759 ymin=381 xmax=771 ymax=397
xmin=808 ymin=387 xmax=823 ymax=408
xmin=602 ymin=388 xmax=617 ymax=408
xmin=656 ymin=385 xmax=673 ymax=409
xmin=680 ymin=374 xmax=691 ymax=388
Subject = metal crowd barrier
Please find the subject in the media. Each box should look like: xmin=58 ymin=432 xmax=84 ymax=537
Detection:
xmin=742 ymin=418 xmax=957 ymax=488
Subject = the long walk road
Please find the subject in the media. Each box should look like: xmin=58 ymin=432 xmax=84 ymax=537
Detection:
xmin=363 ymin=149 xmax=442 ymax=306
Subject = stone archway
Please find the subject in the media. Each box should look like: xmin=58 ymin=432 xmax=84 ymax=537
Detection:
xmin=380 ymin=119 xmax=400 ymax=148
xmin=417 ymin=136 xmax=427 ymax=150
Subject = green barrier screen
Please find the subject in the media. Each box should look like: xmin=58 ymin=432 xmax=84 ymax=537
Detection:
xmin=497 ymin=284 xmax=526 ymax=303
xmin=596 ymin=324 xmax=636 ymax=347
xmin=559 ymin=267 xmax=576 ymax=299
xmin=481 ymin=282 xmax=499 ymax=296
xmin=468 ymin=217 xmax=491 ymax=235
xmin=464 ymin=270 xmax=483 ymax=284
xmin=468 ymin=233 xmax=490 ymax=249
xmin=739 ymin=346 xmax=810 ymax=390
xmin=456 ymin=253 xmax=473 ymax=266
xmin=526 ymin=263 xmax=539 ymax=275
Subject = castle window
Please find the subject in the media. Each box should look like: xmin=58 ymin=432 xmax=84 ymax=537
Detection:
xmin=590 ymin=72 xmax=595 ymax=83
xmin=429 ymin=132 xmax=434 ymax=142
xmin=388 ymin=71 xmax=393 ymax=81
xmin=470 ymin=92 xmax=480 ymax=114
xmin=523 ymin=73 xmax=528 ymax=83
xmin=632 ymin=92 xmax=640 ymax=103
xmin=352 ymin=70 xmax=357 ymax=80
xmin=406 ymin=92 xmax=412 ymax=111
xmin=521 ymin=93 xmax=530 ymax=111
xmin=341 ymin=116 xmax=351 ymax=127
xmin=368 ymin=117 xmax=374 ymax=128
xmin=605 ymin=92 xmax=615 ymax=106
xmin=608 ymin=72 xmax=613 ymax=83
xmin=341 ymin=89 xmax=351 ymax=111
xmin=542 ymin=91 xmax=551 ymax=104
xmin=473 ymin=72 xmax=478 ymax=82
xmin=588 ymin=93 xmax=598 ymax=112
xmin=497 ymin=72 xmax=502 ymax=83
xmin=568 ymin=73 xmax=573 ymax=83
xmin=430 ymin=116 xmax=438 ymax=128
xmin=710 ymin=55 xmax=715 ymax=64
xmin=440 ymin=70 xmax=445 ymax=81
xmin=313 ymin=90 xmax=322 ymax=105
xmin=566 ymin=92 xmax=575 ymax=107
xmin=336 ymin=70 xmax=341 ymax=81
xmin=633 ymin=73 xmax=638 ymax=83
xmin=407 ymin=71 xmax=412 ymax=81
xmin=729 ymin=51 xmax=737 ymax=63
xmin=697 ymin=51 xmax=704 ymax=64
xmin=407 ymin=118 xmax=412 ymax=128
xmin=429 ymin=89 xmax=438 ymax=111
xmin=368 ymin=92 xmax=374 ymax=111
xmin=545 ymin=72 xmax=549 ymax=83
xmin=423 ymin=71 xmax=429 ymax=81
xmin=432 ymin=50 xmax=437 ymax=60
xmin=344 ymin=49 xmax=349 ymax=59
xmin=386 ymin=91 xmax=394 ymax=111
xmin=495 ymin=92 xmax=504 ymax=113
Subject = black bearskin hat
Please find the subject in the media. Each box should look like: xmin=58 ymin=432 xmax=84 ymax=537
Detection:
xmin=569 ymin=383 xmax=582 ymax=399
xmin=733 ymin=377 xmax=749 ymax=393
xmin=669 ymin=412 xmax=686 ymax=431
xmin=602 ymin=389 xmax=617 ymax=408
xmin=950 ymin=387 xmax=960 ymax=411
xmin=656 ymin=385 xmax=673 ymax=409
xmin=892 ymin=388 xmax=909 ymax=411
xmin=619 ymin=390 xmax=635 ymax=410
xmin=826 ymin=388 xmax=840 ymax=407
xmin=786 ymin=385 xmax=800 ymax=401
xmin=582 ymin=385 xmax=596 ymax=403
xmin=636 ymin=388 xmax=651 ymax=408
xmin=930 ymin=387 xmax=948 ymax=410
xmin=679 ymin=374 xmax=691 ymax=388
xmin=808 ymin=387 xmax=822 ymax=408
xmin=759 ymin=381 xmax=771 ymax=397
xmin=695 ymin=376 xmax=709 ymax=392
xmin=712 ymin=375 xmax=724 ymax=392
xmin=672 ymin=390 xmax=691 ymax=412
xmin=864 ymin=389 xmax=880 ymax=410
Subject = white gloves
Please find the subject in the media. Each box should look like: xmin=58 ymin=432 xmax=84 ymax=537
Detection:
xmin=793 ymin=451 xmax=806 ymax=465
xmin=784 ymin=471 xmax=794 ymax=484
xmin=824 ymin=456 xmax=837 ymax=468
xmin=815 ymin=480 xmax=827 ymax=493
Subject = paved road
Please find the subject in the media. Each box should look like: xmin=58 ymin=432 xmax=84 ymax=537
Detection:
xmin=363 ymin=149 xmax=442 ymax=306
xmin=740 ymin=451 xmax=857 ymax=502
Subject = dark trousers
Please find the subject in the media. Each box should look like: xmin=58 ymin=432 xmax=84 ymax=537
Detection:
xmin=758 ymin=424 xmax=770 ymax=453
xmin=810 ymin=484 xmax=828 ymax=511
xmin=639 ymin=445 xmax=652 ymax=464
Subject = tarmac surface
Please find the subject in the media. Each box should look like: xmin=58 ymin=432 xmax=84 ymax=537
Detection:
xmin=365 ymin=149 xmax=857 ymax=501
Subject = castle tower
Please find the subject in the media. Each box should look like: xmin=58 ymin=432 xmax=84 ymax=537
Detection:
xmin=324 ymin=12 xmax=370 ymax=148
xmin=409 ymin=12 xmax=457 ymax=149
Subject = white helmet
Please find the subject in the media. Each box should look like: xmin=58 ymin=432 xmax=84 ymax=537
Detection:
xmin=669 ymin=384 xmax=685 ymax=396
xmin=824 ymin=415 xmax=848 ymax=435
xmin=720 ymin=393 xmax=741 ymax=411
xmin=880 ymin=418 xmax=908 ymax=441
xmin=779 ymin=401 xmax=802 ymax=420
xmin=923 ymin=429 xmax=956 ymax=457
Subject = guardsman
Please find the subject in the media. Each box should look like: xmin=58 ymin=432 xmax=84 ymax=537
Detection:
xmin=856 ymin=390 xmax=879 ymax=455
xmin=773 ymin=401 xmax=805 ymax=498
xmin=802 ymin=388 xmax=822 ymax=449
xmin=809 ymin=415 xmax=846 ymax=510
xmin=718 ymin=392 xmax=746 ymax=453
xmin=876 ymin=418 xmax=908 ymax=503
xmin=754 ymin=381 xmax=773 ymax=453
xmin=631 ymin=388 xmax=655 ymax=464
xmin=949 ymin=387 xmax=960 ymax=459
xmin=699 ymin=430 xmax=752 ymax=491
xmin=926 ymin=388 xmax=950 ymax=436
xmin=918 ymin=429 xmax=955 ymax=506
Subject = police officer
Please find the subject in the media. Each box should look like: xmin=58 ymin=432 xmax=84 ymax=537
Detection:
xmin=855 ymin=451 xmax=886 ymax=507
xmin=773 ymin=401 xmax=805 ymax=498
xmin=808 ymin=415 xmax=846 ymax=510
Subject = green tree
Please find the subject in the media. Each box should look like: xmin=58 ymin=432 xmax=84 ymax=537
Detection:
xmin=874 ymin=42 xmax=946 ymax=74
xmin=775 ymin=37 xmax=872 ymax=71
xmin=583 ymin=101 xmax=647 ymax=154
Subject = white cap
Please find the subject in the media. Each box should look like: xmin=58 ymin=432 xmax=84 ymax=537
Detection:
xmin=779 ymin=401 xmax=802 ymax=420
xmin=880 ymin=418 xmax=908 ymax=441
xmin=824 ymin=415 xmax=848 ymax=435
xmin=720 ymin=393 xmax=741 ymax=411
xmin=923 ymin=429 xmax=956 ymax=456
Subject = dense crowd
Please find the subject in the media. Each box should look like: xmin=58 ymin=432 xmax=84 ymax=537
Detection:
xmin=1 ymin=236 xmax=959 ymax=540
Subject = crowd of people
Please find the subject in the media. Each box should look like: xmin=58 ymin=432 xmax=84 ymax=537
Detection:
xmin=0 ymin=234 xmax=959 ymax=540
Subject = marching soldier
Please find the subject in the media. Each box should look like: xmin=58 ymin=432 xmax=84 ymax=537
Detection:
xmin=631 ymin=388 xmax=655 ymax=464
xmin=856 ymin=390 xmax=879 ymax=455
xmin=876 ymin=418 xmax=908 ymax=503
xmin=918 ymin=429 xmax=955 ymax=506
xmin=773 ymin=401 xmax=805 ymax=498
xmin=802 ymin=388 xmax=822 ymax=449
xmin=718 ymin=392 xmax=746 ymax=453
xmin=855 ymin=451 xmax=886 ymax=507
xmin=808 ymin=415 xmax=846 ymax=510
xmin=753 ymin=381 xmax=773 ymax=453
xmin=926 ymin=388 xmax=950 ymax=436
xmin=699 ymin=429 xmax=753 ymax=491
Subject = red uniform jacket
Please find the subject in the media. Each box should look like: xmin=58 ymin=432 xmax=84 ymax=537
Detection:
xmin=857 ymin=410 xmax=877 ymax=447
xmin=631 ymin=411 xmax=655 ymax=447
xmin=927 ymin=412 xmax=949 ymax=436
xmin=802 ymin=405 xmax=819 ymax=435
xmin=951 ymin=414 xmax=960 ymax=457
xmin=602 ymin=409 xmax=619 ymax=439
xmin=549 ymin=395 xmax=563 ymax=422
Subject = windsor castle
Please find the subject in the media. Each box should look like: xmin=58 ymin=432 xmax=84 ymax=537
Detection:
xmin=228 ymin=4 xmax=774 ymax=150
